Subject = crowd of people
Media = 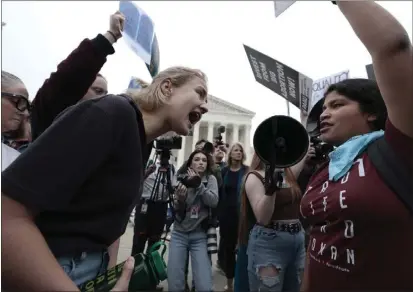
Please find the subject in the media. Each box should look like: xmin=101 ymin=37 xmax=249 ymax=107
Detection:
xmin=2 ymin=1 xmax=412 ymax=292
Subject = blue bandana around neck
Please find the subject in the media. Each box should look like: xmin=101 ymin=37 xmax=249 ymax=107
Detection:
xmin=328 ymin=130 xmax=385 ymax=181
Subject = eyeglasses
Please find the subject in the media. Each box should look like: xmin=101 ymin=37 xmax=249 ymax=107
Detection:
xmin=1 ymin=92 xmax=31 ymax=112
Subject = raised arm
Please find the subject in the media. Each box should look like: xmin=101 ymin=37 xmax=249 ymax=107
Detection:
xmin=336 ymin=1 xmax=413 ymax=137
xmin=245 ymin=173 xmax=276 ymax=226
xmin=30 ymin=12 xmax=124 ymax=140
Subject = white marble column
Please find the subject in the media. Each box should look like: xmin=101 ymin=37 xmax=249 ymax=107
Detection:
xmin=244 ymin=124 xmax=251 ymax=153
xmin=207 ymin=123 xmax=214 ymax=142
xmin=191 ymin=122 xmax=200 ymax=150
xmin=233 ymin=124 xmax=239 ymax=143
xmin=177 ymin=136 xmax=186 ymax=168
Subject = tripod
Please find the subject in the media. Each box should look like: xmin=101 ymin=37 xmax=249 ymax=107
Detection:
xmin=147 ymin=149 xmax=176 ymax=242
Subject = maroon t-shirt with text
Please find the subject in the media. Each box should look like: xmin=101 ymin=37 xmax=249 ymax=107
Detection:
xmin=300 ymin=120 xmax=413 ymax=291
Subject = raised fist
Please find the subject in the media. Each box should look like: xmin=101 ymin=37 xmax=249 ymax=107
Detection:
xmin=109 ymin=11 xmax=125 ymax=39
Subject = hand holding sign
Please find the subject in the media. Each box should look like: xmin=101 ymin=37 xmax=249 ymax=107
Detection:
xmin=119 ymin=1 xmax=160 ymax=77
xmin=109 ymin=11 xmax=125 ymax=40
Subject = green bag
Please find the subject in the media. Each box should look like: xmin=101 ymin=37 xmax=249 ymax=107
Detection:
xmin=79 ymin=241 xmax=167 ymax=292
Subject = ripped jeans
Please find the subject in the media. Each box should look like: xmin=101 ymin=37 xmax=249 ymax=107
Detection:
xmin=57 ymin=250 xmax=109 ymax=287
xmin=247 ymin=224 xmax=305 ymax=292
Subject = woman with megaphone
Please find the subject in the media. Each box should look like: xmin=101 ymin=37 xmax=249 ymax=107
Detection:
xmin=237 ymin=146 xmax=311 ymax=292
xmin=235 ymin=114 xmax=312 ymax=292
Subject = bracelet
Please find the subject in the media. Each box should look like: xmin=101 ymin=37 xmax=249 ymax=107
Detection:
xmin=107 ymin=30 xmax=118 ymax=41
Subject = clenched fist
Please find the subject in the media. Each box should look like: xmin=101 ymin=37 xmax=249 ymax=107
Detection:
xmin=108 ymin=11 xmax=125 ymax=40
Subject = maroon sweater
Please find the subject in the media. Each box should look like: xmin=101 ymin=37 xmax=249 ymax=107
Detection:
xmin=30 ymin=34 xmax=115 ymax=141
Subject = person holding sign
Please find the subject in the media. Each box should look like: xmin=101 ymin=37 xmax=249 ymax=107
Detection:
xmin=30 ymin=11 xmax=126 ymax=142
xmin=301 ymin=1 xmax=413 ymax=291
xmin=1 ymin=66 xmax=209 ymax=290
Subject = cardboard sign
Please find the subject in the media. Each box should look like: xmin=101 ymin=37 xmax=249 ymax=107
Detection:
xmin=300 ymin=70 xmax=350 ymax=124
xmin=311 ymin=70 xmax=350 ymax=111
xmin=243 ymin=44 xmax=313 ymax=115
xmin=119 ymin=1 xmax=155 ymax=65
xmin=273 ymin=1 xmax=296 ymax=18
xmin=366 ymin=63 xmax=376 ymax=81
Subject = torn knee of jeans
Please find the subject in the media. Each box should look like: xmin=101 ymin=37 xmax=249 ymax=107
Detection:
xmin=256 ymin=264 xmax=281 ymax=288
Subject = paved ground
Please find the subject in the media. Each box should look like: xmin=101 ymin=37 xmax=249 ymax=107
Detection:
xmin=117 ymin=223 xmax=228 ymax=291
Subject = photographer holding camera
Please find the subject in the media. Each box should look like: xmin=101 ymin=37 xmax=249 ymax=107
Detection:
xmin=167 ymin=149 xmax=219 ymax=292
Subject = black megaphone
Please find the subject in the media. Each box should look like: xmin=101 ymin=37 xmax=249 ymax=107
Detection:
xmin=305 ymin=99 xmax=335 ymax=161
xmin=305 ymin=98 xmax=324 ymax=138
xmin=253 ymin=115 xmax=309 ymax=168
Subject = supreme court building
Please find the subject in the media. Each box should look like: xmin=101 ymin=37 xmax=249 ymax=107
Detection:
xmin=171 ymin=95 xmax=256 ymax=168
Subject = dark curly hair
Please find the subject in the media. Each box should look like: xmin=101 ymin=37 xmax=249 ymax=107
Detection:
xmin=183 ymin=149 xmax=215 ymax=176
xmin=324 ymin=78 xmax=387 ymax=131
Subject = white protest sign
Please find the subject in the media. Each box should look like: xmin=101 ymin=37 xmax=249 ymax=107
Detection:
xmin=300 ymin=70 xmax=350 ymax=124
xmin=273 ymin=1 xmax=296 ymax=18
xmin=119 ymin=1 xmax=155 ymax=65
xmin=310 ymin=70 xmax=350 ymax=110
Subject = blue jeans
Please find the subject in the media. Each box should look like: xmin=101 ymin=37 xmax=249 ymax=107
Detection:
xmin=57 ymin=251 xmax=109 ymax=287
xmin=247 ymin=224 xmax=305 ymax=292
xmin=167 ymin=229 xmax=212 ymax=291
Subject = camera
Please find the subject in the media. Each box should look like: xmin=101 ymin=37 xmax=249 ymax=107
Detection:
xmin=155 ymin=136 xmax=182 ymax=150
xmin=310 ymin=136 xmax=334 ymax=161
xmin=202 ymin=142 xmax=214 ymax=155
xmin=214 ymin=126 xmax=226 ymax=147
xmin=176 ymin=173 xmax=201 ymax=189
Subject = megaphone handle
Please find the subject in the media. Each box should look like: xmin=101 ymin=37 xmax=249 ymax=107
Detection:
xmin=264 ymin=164 xmax=275 ymax=196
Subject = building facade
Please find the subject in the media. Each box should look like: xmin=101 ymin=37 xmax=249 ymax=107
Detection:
xmin=171 ymin=95 xmax=256 ymax=167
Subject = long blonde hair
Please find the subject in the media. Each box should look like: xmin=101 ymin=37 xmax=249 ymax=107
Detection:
xmin=238 ymin=152 xmax=302 ymax=245
xmin=227 ymin=142 xmax=247 ymax=167
xmin=126 ymin=66 xmax=207 ymax=112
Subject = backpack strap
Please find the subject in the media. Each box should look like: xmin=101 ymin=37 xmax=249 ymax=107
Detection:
xmin=367 ymin=136 xmax=413 ymax=214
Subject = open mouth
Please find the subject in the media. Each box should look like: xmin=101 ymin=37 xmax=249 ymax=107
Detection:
xmin=320 ymin=122 xmax=333 ymax=133
xmin=188 ymin=111 xmax=202 ymax=125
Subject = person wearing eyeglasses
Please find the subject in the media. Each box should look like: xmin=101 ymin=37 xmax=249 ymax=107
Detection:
xmin=1 ymin=71 xmax=31 ymax=153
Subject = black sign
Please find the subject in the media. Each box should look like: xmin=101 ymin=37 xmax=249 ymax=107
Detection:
xmin=366 ymin=63 xmax=376 ymax=81
xmin=243 ymin=44 xmax=309 ymax=112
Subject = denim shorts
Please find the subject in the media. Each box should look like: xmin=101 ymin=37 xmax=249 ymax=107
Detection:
xmin=247 ymin=224 xmax=306 ymax=292
xmin=57 ymin=250 xmax=109 ymax=287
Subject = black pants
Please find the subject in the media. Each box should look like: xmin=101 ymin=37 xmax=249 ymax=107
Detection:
xmin=219 ymin=211 xmax=238 ymax=280
xmin=132 ymin=200 xmax=168 ymax=256
xmin=217 ymin=228 xmax=226 ymax=267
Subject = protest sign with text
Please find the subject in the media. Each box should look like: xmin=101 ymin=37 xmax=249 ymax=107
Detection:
xmin=311 ymin=69 xmax=350 ymax=110
xmin=273 ymin=1 xmax=296 ymax=18
xmin=119 ymin=1 xmax=155 ymax=66
xmin=300 ymin=70 xmax=350 ymax=125
xmin=243 ymin=44 xmax=313 ymax=115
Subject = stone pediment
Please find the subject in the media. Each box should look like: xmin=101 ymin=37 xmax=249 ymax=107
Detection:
xmin=207 ymin=95 xmax=255 ymax=117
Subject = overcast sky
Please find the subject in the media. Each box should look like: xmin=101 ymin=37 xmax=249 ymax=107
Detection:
xmin=1 ymin=1 xmax=412 ymax=141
